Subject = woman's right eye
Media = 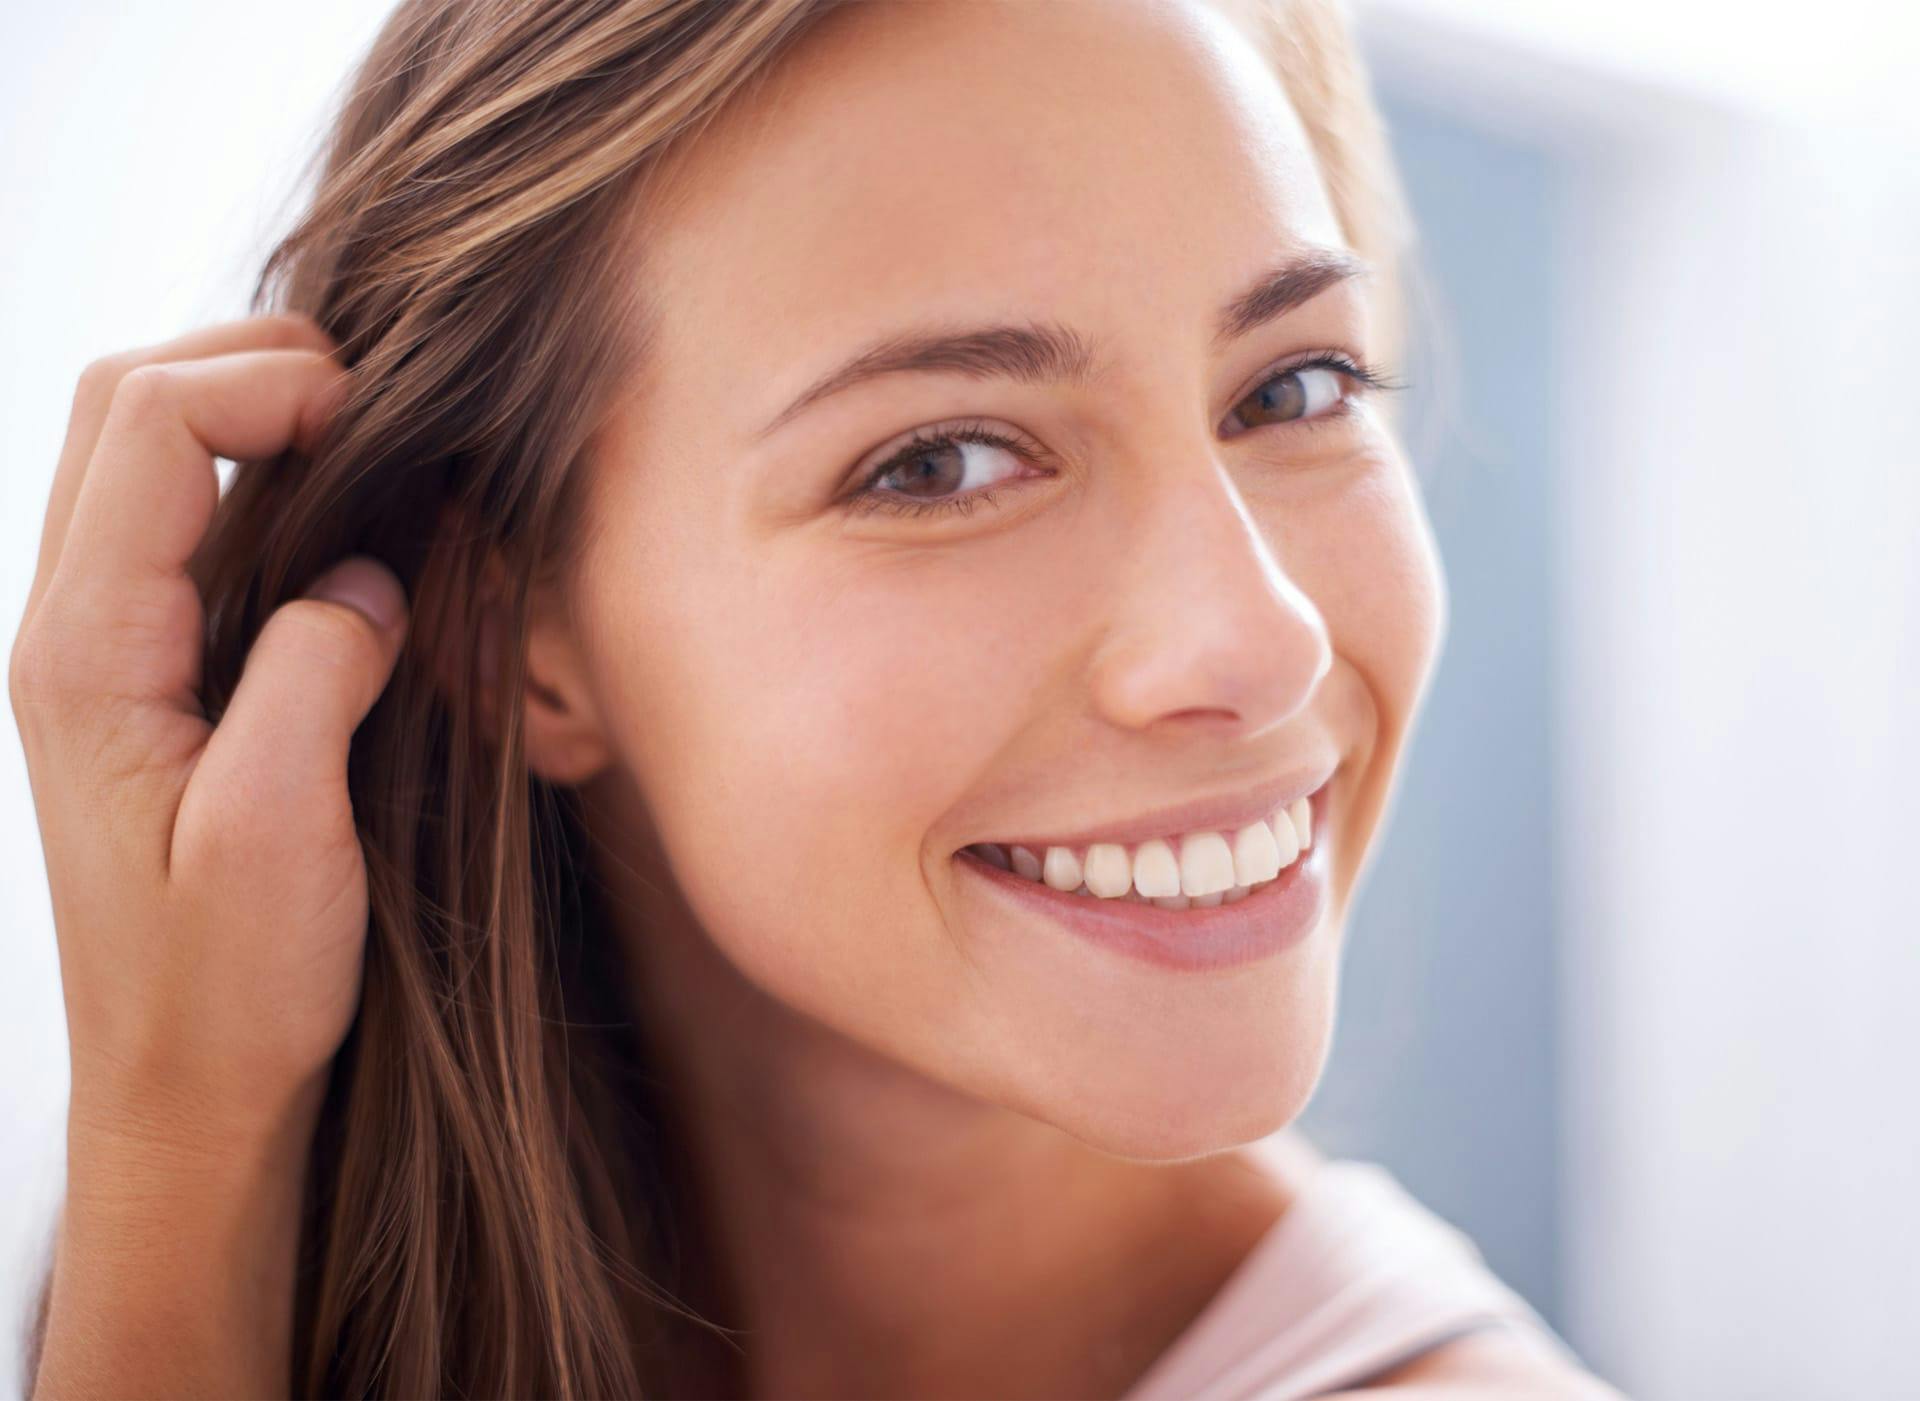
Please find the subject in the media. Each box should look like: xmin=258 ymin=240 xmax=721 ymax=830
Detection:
xmin=846 ymin=420 xmax=1048 ymax=519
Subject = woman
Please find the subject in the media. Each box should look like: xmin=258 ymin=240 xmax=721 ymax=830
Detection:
xmin=12 ymin=0 xmax=1619 ymax=1394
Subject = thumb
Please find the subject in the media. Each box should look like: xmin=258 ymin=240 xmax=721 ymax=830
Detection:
xmin=197 ymin=557 xmax=409 ymax=802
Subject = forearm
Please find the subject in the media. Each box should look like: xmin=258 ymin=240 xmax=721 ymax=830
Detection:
xmin=32 ymin=1083 xmax=322 ymax=1400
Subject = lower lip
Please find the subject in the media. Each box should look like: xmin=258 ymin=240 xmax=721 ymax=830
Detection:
xmin=953 ymin=784 xmax=1331 ymax=972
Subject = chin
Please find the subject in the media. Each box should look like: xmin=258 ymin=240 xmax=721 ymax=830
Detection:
xmin=1012 ymin=1011 xmax=1336 ymax=1164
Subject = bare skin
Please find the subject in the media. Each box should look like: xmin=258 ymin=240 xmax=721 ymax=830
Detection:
xmin=509 ymin=2 xmax=1602 ymax=1396
xmin=14 ymin=1 xmax=1611 ymax=1397
xmin=11 ymin=316 xmax=408 ymax=1396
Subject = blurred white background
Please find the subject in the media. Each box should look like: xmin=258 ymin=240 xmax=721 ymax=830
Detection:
xmin=2 ymin=3 xmax=1915 ymax=1397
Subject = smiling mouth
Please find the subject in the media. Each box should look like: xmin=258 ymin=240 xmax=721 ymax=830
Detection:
xmin=961 ymin=781 xmax=1324 ymax=910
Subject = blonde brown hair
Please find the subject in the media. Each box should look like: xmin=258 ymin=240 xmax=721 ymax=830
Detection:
xmin=27 ymin=0 xmax=1410 ymax=1393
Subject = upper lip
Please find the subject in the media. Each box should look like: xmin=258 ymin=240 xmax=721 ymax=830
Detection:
xmin=972 ymin=761 xmax=1337 ymax=853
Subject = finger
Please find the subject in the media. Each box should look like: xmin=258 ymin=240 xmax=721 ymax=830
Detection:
xmin=180 ymin=558 xmax=409 ymax=862
xmin=50 ymin=349 xmax=349 ymax=662
xmin=27 ymin=314 xmax=337 ymax=626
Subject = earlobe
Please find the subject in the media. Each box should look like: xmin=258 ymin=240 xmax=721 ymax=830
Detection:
xmin=519 ymin=595 xmax=615 ymax=785
xmin=467 ymin=562 xmax=614 ymax=786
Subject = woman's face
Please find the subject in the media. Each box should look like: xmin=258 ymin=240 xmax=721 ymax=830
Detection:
xmin=552 ymin=0 xmax=1444 ymax=1159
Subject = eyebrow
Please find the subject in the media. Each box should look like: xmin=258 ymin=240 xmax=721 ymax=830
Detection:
xmin=753 ymin=246 xmax=1368 ymax=440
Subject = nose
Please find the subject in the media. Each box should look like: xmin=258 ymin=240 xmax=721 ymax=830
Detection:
xmin=1088 ymin=454 xmax=1331 ymax=741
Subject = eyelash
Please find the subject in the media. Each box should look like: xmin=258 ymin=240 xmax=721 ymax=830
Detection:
xmin=845 ymin=351 xmax=1402 ymax=520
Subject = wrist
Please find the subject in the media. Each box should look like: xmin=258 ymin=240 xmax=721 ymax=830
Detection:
xmin=66 ymin=1064 xmax=327 ymax=1188
xmin=45 ymin=1078 xmax=320 ymax=1401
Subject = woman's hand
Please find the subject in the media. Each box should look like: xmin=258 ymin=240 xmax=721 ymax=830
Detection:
xmin=10 ymin=314 xmax=408 ymax=1395
xmin=11 ymin=312 xmax=408 ymax=1147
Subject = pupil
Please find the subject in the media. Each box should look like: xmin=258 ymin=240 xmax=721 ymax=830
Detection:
xmin=896 ymin=443 xmax=965 ymax=496
xmin=1259 ymin=372 xmax=1305 ymax=422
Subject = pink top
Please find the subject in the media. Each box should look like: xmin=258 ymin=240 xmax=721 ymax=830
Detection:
xmin=1123 ymin=1131 xmax=1585 ymax=1400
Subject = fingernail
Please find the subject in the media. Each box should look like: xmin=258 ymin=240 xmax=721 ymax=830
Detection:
xmin=306 ymin=556 xmax=406 ymax=630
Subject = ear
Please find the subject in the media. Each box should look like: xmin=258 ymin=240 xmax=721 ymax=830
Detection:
xmin=470 ymin=554 xmax=614 ymax=786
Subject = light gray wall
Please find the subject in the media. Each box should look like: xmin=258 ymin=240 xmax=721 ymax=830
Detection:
xmin=1294 ymin=86 xmax=1565 ymax=1329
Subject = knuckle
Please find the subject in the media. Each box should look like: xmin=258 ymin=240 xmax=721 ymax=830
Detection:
xmin=264 ymin=598 xmax=380 ymax=672
xmin=75 ymin=350 xmax=132 ymax=394
xmin=71 ymin=352 xmax=136 ymax=422
xmin=7 ymin=624 xmax=57 ymax=713
xmin=8 ymin=589 xmax=199 ymax=735
xmin=3 ymin=622 xmax=121 ymax=757
xmin=108 ymin=362 xmax=179 ymax=423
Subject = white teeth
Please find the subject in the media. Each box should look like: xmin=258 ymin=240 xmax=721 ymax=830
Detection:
xmin=1178 ymin=831 xmax=1237 ymax=897
xmin=1131 ymin=838 xmax=1182 ymax=898
xmin=979 ymin=788 xmax=1322 ymax=908
xmin=1231 ymin=820 xmax=1282 ymax=886
xmin=1042 ymin=846 xmax=1083 ymax=892
xmin=1268 ymin=806 xmax=1301 ymax=867
xmin=1083 ymin=843 xmax=1134 ymax=898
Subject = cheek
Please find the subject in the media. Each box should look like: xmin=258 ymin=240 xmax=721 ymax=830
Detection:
xmin=1254 ymin=445 xmax=1444 ymax=919
xmin=581 ymin=533 xmax=1009 ymax=1014
xmin=1279 ymin=447 xmax=1445 ymax=730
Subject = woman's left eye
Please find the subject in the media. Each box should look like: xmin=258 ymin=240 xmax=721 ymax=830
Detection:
xmin=1222 ymin=357 xmax=1378 ymax=434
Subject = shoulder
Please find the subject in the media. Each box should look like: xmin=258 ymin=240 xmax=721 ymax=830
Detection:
xmin=1335 ymin=1323 xmax=1627 ymax=1397
xmin=1130 ymin=1132 xmax=1624 ymax=1401
xmin=1262 ymin=1135 xmax=1623 ymax=1398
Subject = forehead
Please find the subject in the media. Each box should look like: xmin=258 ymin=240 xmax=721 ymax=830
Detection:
xmin=630 ymin=0 xmax=1347 ymax=417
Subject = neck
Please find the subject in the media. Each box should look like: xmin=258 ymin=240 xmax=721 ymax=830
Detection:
xmin=590 ymin=812 xmax=1295 ymax=1399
